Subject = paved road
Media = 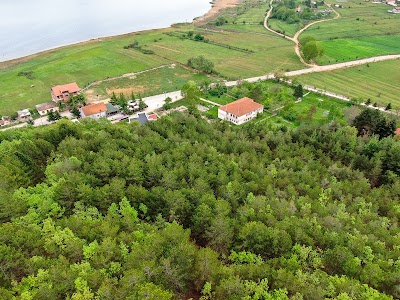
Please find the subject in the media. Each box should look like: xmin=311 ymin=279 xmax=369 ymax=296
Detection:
xmin=285 ymin=54 xmax=400 ymax=76
xmin=142 ymin=91 xmax=183 ymax=113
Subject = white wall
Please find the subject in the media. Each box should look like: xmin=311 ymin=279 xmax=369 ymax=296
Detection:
xmin=218 ymin=108 xmax=263 ymax=125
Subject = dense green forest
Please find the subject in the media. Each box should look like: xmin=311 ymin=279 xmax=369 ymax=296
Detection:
xmin=1 ymin=113 xmax=400 ymax=299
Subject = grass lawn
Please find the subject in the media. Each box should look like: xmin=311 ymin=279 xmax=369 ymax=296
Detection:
xmin=204 ymin=105 xmax=219 ymax=119
xmin=204 ymin=94 xmax=234 ymax=105
xmin=295 ymin=59 xmax=400 ymax=108
xmin=85 ymin=65 xmax=210 ymax=101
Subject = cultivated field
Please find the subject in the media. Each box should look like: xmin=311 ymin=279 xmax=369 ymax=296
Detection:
xmin=295 ymin=59 xmax=400 ymax=108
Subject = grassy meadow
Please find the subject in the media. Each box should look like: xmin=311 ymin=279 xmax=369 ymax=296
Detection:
xmin=267 ymin=19 xmax=300 ymax=37
xmin=85 ymin=65 xmax=210 ymax=101
xmin=300 ymin=0 xmax=400 ymax=64
xmin=295 ymin=59 xmax=400 ymax=108
xmin=0 ymin=34 xmax=170 ymax=116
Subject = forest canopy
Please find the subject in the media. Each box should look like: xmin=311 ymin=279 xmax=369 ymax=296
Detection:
xmin=1 ymin=113 xmax=400 ymax=299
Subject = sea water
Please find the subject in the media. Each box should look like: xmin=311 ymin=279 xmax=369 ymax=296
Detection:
xmin=0 ymin=0 xmax=210 ymax=62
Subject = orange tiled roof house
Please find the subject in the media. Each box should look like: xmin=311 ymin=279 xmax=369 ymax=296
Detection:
xmin=80 ymin=103 xmax=108 ymax=119
xmin=218 ymin=97 xmax=264 ymax=125
xmin=51 ymin=82 xmax=80 ymax=102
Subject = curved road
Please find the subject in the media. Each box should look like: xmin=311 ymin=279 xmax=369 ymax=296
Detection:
xmin=264 ymin=0 xmax=340 ymax=66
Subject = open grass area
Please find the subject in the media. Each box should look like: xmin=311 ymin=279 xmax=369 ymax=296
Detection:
xmin=215 ymin=0 xmax=268 ymax=25
xmin=204 ymin=94 xmax=234 ymax=105
xmin=144 ymin=27 xmax=302 ymax=78
xmin=267 ymin=19 xmax=300 ymax=37
xmin=316 ymin=35 xmax=400 ymax=65
xmin=84 ymin=65 xmax=210 ymax=101
xmin=295 ymin=59 xmax=400 ymax=108
xmin=0 ymin=32 xmax=170 ymax=116
xmin=299 ymin=0 xmax=400 ymax=64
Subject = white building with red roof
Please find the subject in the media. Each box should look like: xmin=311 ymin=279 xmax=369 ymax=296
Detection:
xmin=80 ymin=103 xmax=107 ymax=119
xmin=218 ymin=97 xmax=264 ymax=125
xmin=51 ymin=82 xmax=80 ymax=102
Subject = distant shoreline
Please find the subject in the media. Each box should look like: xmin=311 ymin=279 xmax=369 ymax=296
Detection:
xmin=0 ymin=0 xmax=242 ymax=69
xmin=195 ymin=0 xmax=241 ymax=24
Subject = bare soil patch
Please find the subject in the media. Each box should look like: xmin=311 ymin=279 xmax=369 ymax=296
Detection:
xmin=194 ymin=0 xmax=242 ymax=24
xmin=107 ymin=86 xmax=146 ymax=95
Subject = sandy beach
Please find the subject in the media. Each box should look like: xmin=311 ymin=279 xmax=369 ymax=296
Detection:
xmin=195 ymin=0 xmax=242 ymax=24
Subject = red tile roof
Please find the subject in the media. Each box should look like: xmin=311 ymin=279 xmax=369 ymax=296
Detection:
xmin=82 ymin=103 xmax=107 ymax=116
xmin=395 ymin=128 xmax=400 ymax=135
xmin=219 ymin=97 xmax=263 ymax=117
xmin=52 ymin=82 xmax=80 ymax=97
xmin=147 ymin=114 xmax=158 ymax=121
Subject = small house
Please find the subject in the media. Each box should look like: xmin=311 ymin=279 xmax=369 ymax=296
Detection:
xmin=17 ymin=109 xmax=31 ymax=121
xmin=147 ymin=114 xmax=158 ymax=121
xmin=1 ymin=116 xmax=10 ymax=126
xmin=36 ymin=102 xmax=59 ymax=116
xmin=130 ymin=113 xmax=149 ymax=125
xmin=80 ymin=103 xmax=107 ymax=119
xmin=218 ymin=97 xmax=264 ymax=125
xmin=130 ymin=113 xmax=158 ymax=125
xmin=51 ymin=82 xmax=81 ymax=102
xmin=105 ymin=103 xmax=120 ymax=117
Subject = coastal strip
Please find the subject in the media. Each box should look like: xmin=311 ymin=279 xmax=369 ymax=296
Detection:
xmin=0 ymin=0 xmax=242 ymax=69
xmin=195 ymin=0 xmax=242 ymax=24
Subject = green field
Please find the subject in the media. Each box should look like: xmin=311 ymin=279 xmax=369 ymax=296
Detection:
xmin=316 ymin=35 xmax=400 ymax=65
xmin=295 ymin=59 xmax=400 ymax=108
xmin=300 ymin=0 xmax=400 ymax=64
xmin=215 ymin=0 xmax=268 ymax=25
xmin=267 ymin=19 xmax=300 ymax=37
xmin=0 ymin=34 xmax=169 ymax=116
xmin=85 ymin=65 xmax=210 ymax=101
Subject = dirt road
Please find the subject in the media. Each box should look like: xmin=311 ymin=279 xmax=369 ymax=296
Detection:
xmin=264 ymin=0 xmax=340 ymax=66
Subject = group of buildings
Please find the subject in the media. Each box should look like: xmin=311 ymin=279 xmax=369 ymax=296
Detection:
xmin=2 ymin=78 xmax=265 ymax=128
xmin=373 ymin=0 xmax=400 ymax=13
xmin=1 ymin=81 xmax=160 ymax=127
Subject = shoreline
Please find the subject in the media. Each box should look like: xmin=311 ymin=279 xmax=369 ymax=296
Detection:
xmin=0 ymin=0 xmax=242 ymax=69
xmin=194 ymin=0 xmax=242 ymax=24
